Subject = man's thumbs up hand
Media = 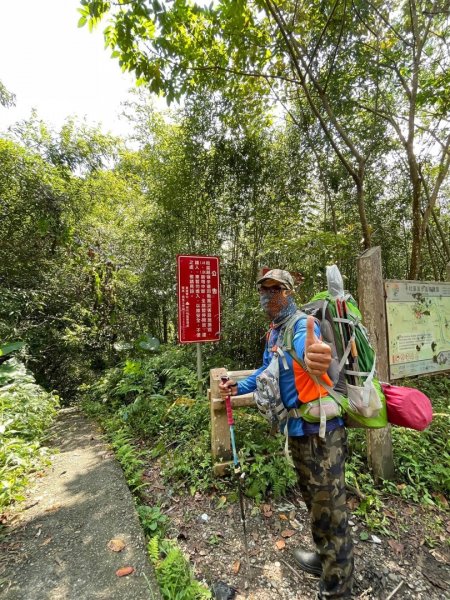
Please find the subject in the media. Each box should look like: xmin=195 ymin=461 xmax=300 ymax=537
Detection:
xmin=304 ymin=315 xmax=332 ymax=376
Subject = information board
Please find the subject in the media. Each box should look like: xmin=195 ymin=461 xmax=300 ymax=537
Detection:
xmin=385 ymin=280 xmax=450 ymax=379
xmin=177 ymin=255 xmax=220 ymax=344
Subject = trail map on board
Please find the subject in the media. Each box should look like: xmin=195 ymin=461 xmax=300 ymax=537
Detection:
xmin=385 ymin=280 xmax=450 ymax=379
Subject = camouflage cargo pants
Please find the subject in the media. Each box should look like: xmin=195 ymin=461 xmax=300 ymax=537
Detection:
xmin=290 ymin=427 xmax=354 ymax=599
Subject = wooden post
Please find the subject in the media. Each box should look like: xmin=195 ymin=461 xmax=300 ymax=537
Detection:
xmin=210 ymin=367 xmax=231 ymax=463
xmin=210 ymin=369 xmax=256 ymax=475
xmin=357 ymin=247 xmax=395 ymax=481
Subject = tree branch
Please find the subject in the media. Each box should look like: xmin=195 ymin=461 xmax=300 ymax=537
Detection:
xmin=263 ymin=0 xmax=359 ymax=179
xmin=419 ymin=133 xmax=450 ymax=241
xmin=266 ymin=0 xmax=364 ymax=166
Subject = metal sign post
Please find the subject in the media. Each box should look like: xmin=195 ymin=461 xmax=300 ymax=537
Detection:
xmin=196 ymin=342 xmax=203 ymax=394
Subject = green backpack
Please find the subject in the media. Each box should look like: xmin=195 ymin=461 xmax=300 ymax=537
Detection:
xmin=281 ymin=285 xmax=388 ymax=433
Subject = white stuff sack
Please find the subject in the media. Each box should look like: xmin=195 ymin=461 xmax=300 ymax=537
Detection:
xmin=254 ymin=354 xmax=288 ymax=431
xmin=347 ymin=381 xmax=382 ymax=418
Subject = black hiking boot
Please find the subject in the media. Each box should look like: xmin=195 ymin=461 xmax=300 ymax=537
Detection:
xmin=292 ymin=549 xmax=322 ymax=577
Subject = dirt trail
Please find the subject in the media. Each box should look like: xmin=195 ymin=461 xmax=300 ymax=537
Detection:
xmin=143 ymin=462 xmax=450 ymax=600
xmin=0 ymin=408 xmax=161 ymax=600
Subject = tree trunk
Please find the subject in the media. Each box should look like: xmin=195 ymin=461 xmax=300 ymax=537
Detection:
xmin=407 ymin=150 xmax=423 ymax=279
xmin=425 ymin=226 xmax=439 ymax=281
xmin=355 ymin=170 xmax=371 ymax=250
xmin=432 ymin=209 xmax=450 ymax=261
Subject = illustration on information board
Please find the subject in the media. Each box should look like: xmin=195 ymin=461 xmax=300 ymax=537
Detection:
xmin=385 ymin=280 xmax=450 ymax=379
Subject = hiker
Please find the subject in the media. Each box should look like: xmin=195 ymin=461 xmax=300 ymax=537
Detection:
xmin=219 ymin=269 xmax=353 ymax=599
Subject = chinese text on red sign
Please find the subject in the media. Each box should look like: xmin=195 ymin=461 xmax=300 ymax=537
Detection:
xmin=177 ymin=255 xmax=220 ymax=343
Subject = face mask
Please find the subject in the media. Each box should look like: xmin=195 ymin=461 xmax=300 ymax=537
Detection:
xmin=273 ymin=294 xmax=297 ymax=323
xmin=260 ymin=291 xmax=297 ymax=321
xmin=259 ymin=294 xmax=272 ymax=313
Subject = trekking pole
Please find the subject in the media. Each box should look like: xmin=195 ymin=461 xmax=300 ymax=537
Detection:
xmin=336 ymin=298 xmax=354 ymax=385
xmin=326 ymin=265 xmax=354 ymax=385
xmin=220 ymin=375 xmax=251 ymax=583
xmin=342 ymin=298 xmax=361 ymax=386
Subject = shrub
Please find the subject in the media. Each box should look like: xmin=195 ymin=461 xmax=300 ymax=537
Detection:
xmin=0 ymin=358 xmax=59 ymax=509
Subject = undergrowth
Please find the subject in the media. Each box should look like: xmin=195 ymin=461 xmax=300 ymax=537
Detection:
xmin=0 ymin=358 xmax=59 ymax=511
xmin=82 ymin=345 xmax=449 ymax=556
xmin=345 ymin=375 xmax=449 ymax=535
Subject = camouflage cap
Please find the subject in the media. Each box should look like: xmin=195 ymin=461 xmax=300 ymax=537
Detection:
xmin=256 ymin=269 xmax=294 ymax=290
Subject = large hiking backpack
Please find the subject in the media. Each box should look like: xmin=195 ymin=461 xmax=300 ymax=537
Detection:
xmin=281 ymin=275 xmax=388 ymax=431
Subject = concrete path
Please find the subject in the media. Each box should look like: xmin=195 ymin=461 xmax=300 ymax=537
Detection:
xmin=1 ymin=408 xmax=161 ymax=600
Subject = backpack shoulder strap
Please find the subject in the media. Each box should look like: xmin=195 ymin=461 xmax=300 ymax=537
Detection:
xmin=281 ymin=310 xmax=307 ymax=353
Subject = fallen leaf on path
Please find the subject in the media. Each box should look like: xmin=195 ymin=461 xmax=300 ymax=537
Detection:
xmin=430 ymin=548 xmax=448 ymax=563
xmin=279 ymin=514 xmax=288 ymax=521
xmin=262 ymin=504 xmax=273 ymax=518
xmin=346 ymin=497 xmax=359 ymax=511
xmin=281 ymin=529 xmax=295 ymax=538
xmin=216 ymin=495 xmax=227 ymax=508
xmin=433 ymin=493 xmax=448 ymax=508
xmin=116 ymin=566 xmax=135 ymax=577
xmin=275 ymin=539 xmax=286 ymax=550
xmin=40 ymin=537 xmax=52 ymax=546
xmin=45 ymin=504 xmax=61 ymax=513
xmin=388 ymin=539 xmax=404 ymax=554
xmin=232 ymin=560 xmax=241 ymax=574
xmin=108 ymin=538 xmax=126 ymax=552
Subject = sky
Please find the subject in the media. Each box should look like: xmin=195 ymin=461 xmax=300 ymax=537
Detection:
xmin=0 ymin=0 xmax=158 ymax=138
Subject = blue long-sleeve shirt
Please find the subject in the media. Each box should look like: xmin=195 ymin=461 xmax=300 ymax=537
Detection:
xmin=236 ymin=317 xmax=343 ymax=436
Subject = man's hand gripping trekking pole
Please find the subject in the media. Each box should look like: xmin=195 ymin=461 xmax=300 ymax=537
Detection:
xmin=220 ymin=374 xmax=251 ymax=583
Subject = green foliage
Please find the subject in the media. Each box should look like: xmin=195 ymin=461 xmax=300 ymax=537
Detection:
xmin=148 ymin=535 xmax=160 ymax=563
xmin=149 ymin=538 xmax=211 ymax=600
xmin=137 ymin=504 xmax=169 ymax=537
xmin=236 ymin=412 xmax=298 ymax=502
xmin=106 ymin=424 xmax=145 ymax=491
xmin=0 ymin=358 xmax=59 ymax=509
xmin=389 ymin=376 xmax=450 ymax=503
xmin=0 ymin=342 xmax=25 ymax=357
xmin=0 ymin=80 xmax=15 ymax=108
xmin=242 ymin=448 xmax=297 ymax=503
